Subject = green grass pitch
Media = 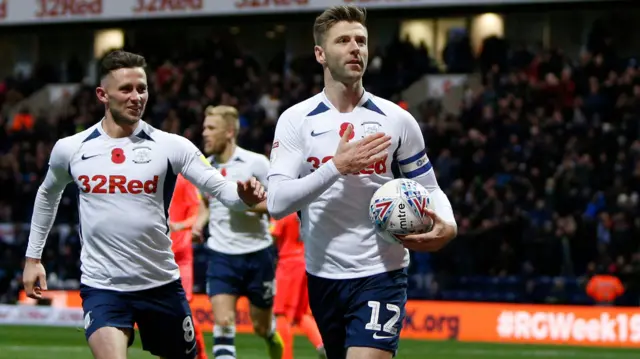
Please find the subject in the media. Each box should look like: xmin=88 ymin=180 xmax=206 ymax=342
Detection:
xmin=0 ymin=325 xmax=637 ymax=358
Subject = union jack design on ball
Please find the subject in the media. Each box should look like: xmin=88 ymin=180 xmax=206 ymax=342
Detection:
xmin=369 ymin=197 xmax=396 ymax=228
xmin=401 ymin=180 xmax=430 ymax=220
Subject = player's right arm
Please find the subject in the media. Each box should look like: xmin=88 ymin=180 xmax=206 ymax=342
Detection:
xmin=267 ymin=113 xmax=390 ymax=219
xmin=192 ymin=194 xmax=210 ymax=242
xmin=24 ymin=139 xmax=74 ymax=298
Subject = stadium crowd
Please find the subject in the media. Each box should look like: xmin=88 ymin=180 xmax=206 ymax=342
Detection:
xmin=0 ymin=29 xmax=639 ymax=307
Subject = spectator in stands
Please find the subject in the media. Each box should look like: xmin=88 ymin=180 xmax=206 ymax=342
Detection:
xmin=586 ymin=271 xmax=625 ymax=305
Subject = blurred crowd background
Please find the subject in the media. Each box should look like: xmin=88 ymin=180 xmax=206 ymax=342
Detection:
xmin=0 ymin=1 xmax=639 ymax=307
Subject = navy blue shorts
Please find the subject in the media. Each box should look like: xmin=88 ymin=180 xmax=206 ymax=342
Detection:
xmin=206 ymin=246 xmax=276 ymax=308
xmin=80 ymin=279 xmax=197 ymax=359
xmin=308 ymin=268 xmax=408 ymax=359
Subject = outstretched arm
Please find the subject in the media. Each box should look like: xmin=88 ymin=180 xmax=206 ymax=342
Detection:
xmin=169 ymin=135 xmax=262 ymax=211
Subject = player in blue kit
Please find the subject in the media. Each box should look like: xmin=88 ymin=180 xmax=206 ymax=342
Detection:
xmin=266 ymin=5 xmax=458 ymax=359
xmin=22 ymin=50 xmax=266 ymax=359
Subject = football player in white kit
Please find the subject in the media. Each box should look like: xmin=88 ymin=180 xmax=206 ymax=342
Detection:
xmin=22 ymin=50 xmax=266 ymax=359
xmin=192 ymin=105 xmax=283 ymax=359
xmin=267 ymin=6 xmax=457 ymax=359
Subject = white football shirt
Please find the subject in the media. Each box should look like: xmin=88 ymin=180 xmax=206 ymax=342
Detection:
xmin=205 ymin=146 xmax=272 ymax=255
xmin=26 ymin=120 xmax=248 ymax=291
xmin=268 ymin=90 xmax=452 ymax=279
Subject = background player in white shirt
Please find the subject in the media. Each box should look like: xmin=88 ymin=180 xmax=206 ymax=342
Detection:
xmin=192 ymin=105 xmax=283 ymax=359
xmin=22 ymin=50 xmax=266 ymax=359
xmin=267 ymin=6 xmax=457 ymax=359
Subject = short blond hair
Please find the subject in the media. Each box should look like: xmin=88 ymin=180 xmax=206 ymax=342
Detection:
xmin=313 ymin=5 xmax=367 ymax=46
xmin=204 ymin=105 xmax=240 ymax=134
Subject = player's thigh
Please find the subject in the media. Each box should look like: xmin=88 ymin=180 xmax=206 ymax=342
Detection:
xmin=273 ymin=261 xmax=306 ymax=323
xmin=346 ymin=346 xmax=393 ymax=359
xmin=293 ymin=266 xmax=311 ymax=323
xmin=87 ymin=327 xmax=131 ymax=359
xmin=345 ymin=269 xmax=408 ymax=356
xmin=307 ymin=272 xmax=349 ymax=359
xmin=134 ymin=280 xmax=198 ymax=359
xmin=80 ymin=284 xmax=136 ymax=347
xmin=245 ymin=246 xmax=277 ymax=309
xmin=210 ymin=294 xmax=238 ymax=326
xmin=178 ymin=262 xmax=194 ymax=302
xmin=206 ymin=249 xmax=243 ymax=299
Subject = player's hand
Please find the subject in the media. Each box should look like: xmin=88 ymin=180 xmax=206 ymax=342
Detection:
xmin=395 ymin=209 xmax=457 ymax=252
xmin=23 ymin=258 xmax=47 ymax=299
xmin=169 ymin=221 xmax=184 ymax=233
xmin=191 ymin=226 xmax=205 ymax=243
xmin=333 ymin=124 xmax=392 ymax=175
xmin=237 ymin=177 xmax=266 ymax=206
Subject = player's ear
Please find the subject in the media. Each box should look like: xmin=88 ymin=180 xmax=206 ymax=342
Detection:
xmin=95 ymin=85 xmax=108 ymax=104
xmin=314 ymin=45 xmax=326 ymax=66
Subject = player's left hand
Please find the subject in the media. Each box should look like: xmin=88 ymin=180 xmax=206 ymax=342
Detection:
xmin=237 ymin=177 xmax=266 ymax=206
xmin=395 ymin=209 xmax=457 ymax=252
xmin=168 ymin=221 xmax=184 ymax=233
xmin=191 ymin=226 xmax=205 ymax=243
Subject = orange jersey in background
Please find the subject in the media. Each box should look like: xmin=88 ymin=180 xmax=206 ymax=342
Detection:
xmin=272 ymin=214 xmax=308 ymax=321
xmin=270 ymin=214 xmax=304 ymax=262
xmin=272 ymin=214 xmax=324 ymax=357
xmin=169 ymin=174 xmax=201 ymax=255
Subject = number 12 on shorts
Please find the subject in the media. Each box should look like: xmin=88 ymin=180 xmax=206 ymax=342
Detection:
xmin=365 ymin=300 xmax=401 ymax=335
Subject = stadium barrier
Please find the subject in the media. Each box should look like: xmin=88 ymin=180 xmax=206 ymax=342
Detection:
xmin=12 ymin=291 xmax=640 ymax=348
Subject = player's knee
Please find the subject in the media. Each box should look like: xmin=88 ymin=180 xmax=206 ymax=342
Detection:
xmin=214 ymin=313 xmax=235 ymax=327
xmin=276 ymin=313 xmax=294 ymax=324
xmin=252 ymin=319 xmax=271 ymax=337
xmin=88 ymin=327 xmax=131 ymax=359
xmin=253 ymin=322 xmax=271 ymax=337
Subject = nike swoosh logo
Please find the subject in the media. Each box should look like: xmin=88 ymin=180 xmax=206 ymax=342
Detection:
xmin=311 ymin=130 xmax=331 ymax=137
xmin=185 ymin=342 xmax=196 ymax=354
xmin=81 ymin=154 xmax=100 ymax=160
xmin=372 ymin=333 xmax=395 ymax=340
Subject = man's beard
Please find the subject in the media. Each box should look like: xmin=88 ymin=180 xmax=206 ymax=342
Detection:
xmin=328 ymin=59 xmax=362 ymax=83
xmin=206 ymin=145 xmax=223 ymax=156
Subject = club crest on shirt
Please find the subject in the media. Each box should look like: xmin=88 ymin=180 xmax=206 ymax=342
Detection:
xmin=362 ymin=121 xmax=382 ymax=136
xmin=132 ymin=146 xmax=152 ymax=164
xmin=270 ymin=140 xmax=279 ymax=163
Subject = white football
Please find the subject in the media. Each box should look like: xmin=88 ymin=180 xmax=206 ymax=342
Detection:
xmin=368 ymin=178 xmax=434 ymax=244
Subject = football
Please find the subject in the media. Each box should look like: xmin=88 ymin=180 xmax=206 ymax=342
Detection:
xmin=368 ymin=178 xmax=434 ymax=244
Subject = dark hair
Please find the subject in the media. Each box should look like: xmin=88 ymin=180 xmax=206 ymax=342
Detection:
xmin=313 ymin=5 xmax=367 ymax=46
xmin=99 ymin=50 xmax=147 ymax=78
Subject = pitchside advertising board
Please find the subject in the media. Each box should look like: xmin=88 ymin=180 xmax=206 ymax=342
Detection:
xmin=0 ymin=0 xmax=600 ymax=26
xmin=7 ymin=291 xmax=640 ymax=348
